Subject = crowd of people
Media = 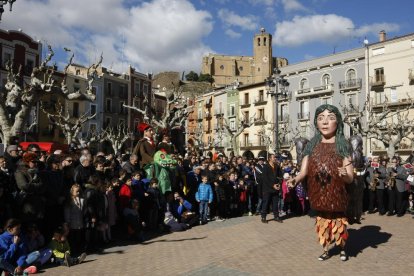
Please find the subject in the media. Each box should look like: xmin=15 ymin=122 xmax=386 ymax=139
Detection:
xmin=1 ymin=122 xmax=414 ymax=273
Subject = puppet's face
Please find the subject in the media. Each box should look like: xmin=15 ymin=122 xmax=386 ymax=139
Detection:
xmin=317 ymin=109 xmax=337 ymax=139
xmin=153 ymin=150 xmax=177 ymax=167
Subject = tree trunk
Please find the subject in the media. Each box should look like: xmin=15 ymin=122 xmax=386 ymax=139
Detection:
xmin=387 ymin=141 xmax=397 ymax=160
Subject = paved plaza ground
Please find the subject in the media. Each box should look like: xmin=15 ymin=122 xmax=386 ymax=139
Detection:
xmin=45 ymin=212 xmax=414 ymax=276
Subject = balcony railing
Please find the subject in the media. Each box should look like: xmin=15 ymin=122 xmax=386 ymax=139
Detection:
xmin=240 ymin=100 xmax=251 ymax=108
xmin=214 ymin=109 xmax=224 ymax=116
xmin=297 ymin=112 xmax=310 ymax=120
xmin=370 ymin=75 xmax=386 ymax=87
xmin=227 ymin=110 xmax=236 ymax=117
xmin=240 ymin=141 xmax=254 ymax=148
xmin=254 ymin=116 xmax=267 ymax=125
xmin=313 ymin=83 xmax=334 ymax=92
xmin=339 ymin=78 xmax=362 ymax=90
xmin=297 ymin=87 xmax=311 ymax=95
xmin=342 ymin=105 xmax=359 ymax=114
xmin=254 ymin=97 xmax=267 ymax=105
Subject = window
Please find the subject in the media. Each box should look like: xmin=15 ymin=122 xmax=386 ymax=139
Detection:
xmin=220 ymin=65 xmax=224 ymax=70
xmin=375 ymin=91 xmax=385 ymax=104
xmin=244 ymin=111 xmax=249 ymax=121
xmin=264 ymin=37 xmax=267 ymax=46
xmin=299 ymin=78 xmax=308 ymax=90
xmin=119 ymin=85 xmax=126 ymax=98
xmin=258 ymin=90 xmax=264 ymax=102
xmin=244 ymin=134 xmax=249 ymax=146
xmin=89 ymin=123 xmax=97 ymax=133
xmin=3 ymin=52 xmax=12 ymax=67
xmin=322 ymin=74 xmax=330 ymax=88
xmin=230 ymin=104 xmax=235 ymax=116
xmin=374 ymin=68 xmax=385 ymax=82
xmin=73 ymin=84 xmax=80 ymax=92
xmin=134 ymin=81 xmax=141 ymax=97
xmin=143 ymin=83 xmax=149 ymax=96
xmin=347 ymin=93 xmax=357 ymax=107
xmin=26 ymin=59 xmax=34 ymax=74
xmin=346 ymin=69 xmax=356 ymax=81
xmin=239 ymin=66 xmax=243 ymax=71
xmin=390 ymin=87 xmax=398 ymax=103
xmin=105 ymin=99 xmax=112 ymax=112
xmin=92 ymin=86 xmax=97 ymax=95
xmin=299 ymin=101 xmax=309 ymax=119
xmin=107 ymin=82 xmax=112 ymax=96
xmin=72 ymin=102 xmax=79 ymax=118
xmin=230 ymin=120 xmax=236 ymax=130
xmin=257 ymin=38 xmax=261 ymax=46
xmin=244 ymin=94 xmax=249 ymax=105
xmin=76 ymin=70 xmax=81 ymax=75
xmin=90 ymin=104 xmax=97 ymax=116
xmin=104 ymin=117 xmax=111 ymax=128
xmin=258 ymin=109 xmax=265 ymax=120
xmin=301 ymin=125 xmax=309 ymax=137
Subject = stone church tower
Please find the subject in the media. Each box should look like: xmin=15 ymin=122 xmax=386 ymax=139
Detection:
xmin=253 ymin=28 xmax=273 ymax=83
xmin=201 ymin=28 xmax=287 ymax=87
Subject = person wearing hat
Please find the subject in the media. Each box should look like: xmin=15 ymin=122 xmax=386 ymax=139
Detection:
xmin=5 ymin=145 xmax=20 ymax=176
xmin=133 ymin=123 xmax=156 ymax=168
xmin=14 ymin=152 xmax=46 ymax=224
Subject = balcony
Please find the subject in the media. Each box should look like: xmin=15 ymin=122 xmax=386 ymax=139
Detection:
xmin=339 ymin=78 xmax=362 ymax=91
xmin=297 ymin=87 xmax=311 ymax=95
xmin=254 ymin=97 xmax=267 ymax=106
xmin=370 ymin=75 xmax=386 ymax=88
xmin=214 ymin=109 xmax=224 ymax=117
xmin=313 ymin=83 xmax=334 ymax=93
xmin=342 ymin=105 xmax=359 ymax=115
xmin=240 ymin=100 xmax=251 ymax=108
xmin=254 ymin=116 xmax=267 ymax=126
xmin=372 ymin=92 xmax=414 ymax=110
xmin=240 ymin=140 xmax=267 ymax=150
xmin=297 ymin=112 xmax=310 ymax=120
xmin=227 ymin=110 xmax=236 ymax=118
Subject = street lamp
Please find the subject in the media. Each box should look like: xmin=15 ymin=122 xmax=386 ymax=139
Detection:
xmin=266 ymin=67 xmax=289 ymax=155
xmin=0 ymin=0 xmax=16 ymax=21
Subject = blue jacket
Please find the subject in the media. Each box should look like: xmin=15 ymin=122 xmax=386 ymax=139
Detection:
xmin=195 ymin=183 xmax=213 ymax=203
xmin=177 ymin=200 xmax=193 ymax=216
xmin=0 ymin=231 xmax=28 ymax=267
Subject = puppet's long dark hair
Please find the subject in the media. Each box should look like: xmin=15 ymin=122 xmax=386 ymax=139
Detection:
xmin=303 ymin=104 xmax=350 ymax=159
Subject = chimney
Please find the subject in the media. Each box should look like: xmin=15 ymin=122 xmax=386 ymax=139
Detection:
xmin=379 ymin=30 xmax=386 ymax=42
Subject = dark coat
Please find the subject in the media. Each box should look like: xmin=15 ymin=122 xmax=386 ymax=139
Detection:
xmin=74 ymin=164 xmax=95 ymax=188
xmin=137 ymin=139 xmax=156 ymax=168
xmin=261 ymin=163 xmax=282 ymax=194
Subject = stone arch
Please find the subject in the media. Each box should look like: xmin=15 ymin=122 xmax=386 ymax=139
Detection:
xmin=258 ymin=150 xmax=268 ymax=159
xmin=242 ymin=150 xmax=254 ymax=160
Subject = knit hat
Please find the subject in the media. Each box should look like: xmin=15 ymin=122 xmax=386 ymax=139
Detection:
xmin=6 ymin=145 xmax=18 ymax=154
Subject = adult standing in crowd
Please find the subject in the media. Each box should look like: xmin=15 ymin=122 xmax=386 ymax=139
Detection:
xmin=122 ymin=154 xmax=139 ymax=179
xmin=74 ymin=155 xmax=94 ymax=189
xmin=289 ymin=104 xmax=354 ymax=262
xmin=254 ymin=156 xmax=265 ymax=215
xmin=260 ymin=154 xmax=283 ymax=223
xmin=366 ymin=156 xmax=387 ymax=215
xmin=386 ymin=156 xmax=408 ymax=217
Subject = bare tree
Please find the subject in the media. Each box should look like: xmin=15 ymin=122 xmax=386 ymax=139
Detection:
xmin=222 ymin=113 xmax=255 ymax=156
xmin=0 ymin=45 xmax=102 ymax=145
xmin=123 ymin=85 xmax=192 ymax=136
xmin=41 ymin=101 xmax=96 ymax=145
xmin=101 ymin=122 xmax=131 ymax=154
xmin=342 ymin=95 xmax=414 ymax=159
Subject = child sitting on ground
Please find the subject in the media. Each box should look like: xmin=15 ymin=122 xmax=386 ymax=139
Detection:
xmin=48 ymin=225 xmax=86 ymax=267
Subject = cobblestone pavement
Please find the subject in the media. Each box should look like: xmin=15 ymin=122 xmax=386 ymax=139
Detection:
xmin=45 ymin=213 xmax=414 ymax=276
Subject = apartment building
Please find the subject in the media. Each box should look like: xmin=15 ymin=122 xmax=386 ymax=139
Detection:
xmin=366 ymin=31 xmax=414 ymax=158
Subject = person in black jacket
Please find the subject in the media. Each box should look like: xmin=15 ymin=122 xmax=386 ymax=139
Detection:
xmin=260 ymin=154 xmax=283 ymax=223
xmin=254 ymin=156 xmax=265 ymax=215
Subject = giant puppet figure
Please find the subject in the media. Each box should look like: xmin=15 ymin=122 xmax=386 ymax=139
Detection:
xmin=289 ymin=104 xmax=354 ymax=262
xmin=133 ymin=123 xmax=176 ymax=194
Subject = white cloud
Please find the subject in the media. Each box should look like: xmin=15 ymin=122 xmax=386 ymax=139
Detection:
xmin=225 ymin=29 xmax=242 ymax=39
xmin=248 ymin=0 xmax=276 ymax=6
xmin=1 ymin=0 xmax=213 ymax=73
xmin=281 ymin=0 xmax=308 ymax=12
xmin=274 ymin=14 xmax=353 ymax=46
xmin=218 ymin=9 xmax=259 ymax=31
xmin=273 ymin=14 xmax=400 ymax=47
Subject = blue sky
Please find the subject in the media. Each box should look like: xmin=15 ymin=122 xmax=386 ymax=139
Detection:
xmin=1 ymin=0 xmax=413 ymax=73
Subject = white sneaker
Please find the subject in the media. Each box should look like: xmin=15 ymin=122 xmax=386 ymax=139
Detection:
xmin=248 ymin=212 xmax=253 ymax=216
xmin=340 ymin=251 xmax=348 ymax=261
